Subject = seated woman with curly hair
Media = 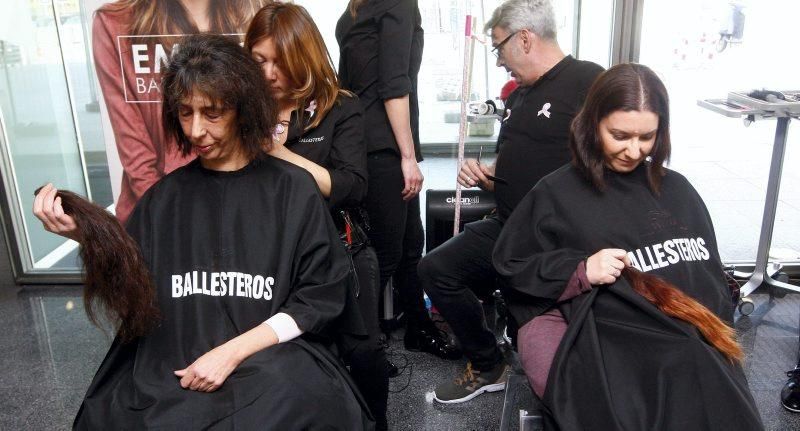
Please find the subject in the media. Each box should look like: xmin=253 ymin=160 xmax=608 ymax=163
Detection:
xmin=34 ymin=34 xmax=373 ymax=430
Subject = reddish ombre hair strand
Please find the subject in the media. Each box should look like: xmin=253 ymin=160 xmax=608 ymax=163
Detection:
xmin=623 ymin=268 xmax=743 ymax=364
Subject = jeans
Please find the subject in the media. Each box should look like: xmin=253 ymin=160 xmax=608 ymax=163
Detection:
xmin=418 ymin=217 xmax=504 ymax=371
xmin=364 ymin=150 xmax=429 ymax=328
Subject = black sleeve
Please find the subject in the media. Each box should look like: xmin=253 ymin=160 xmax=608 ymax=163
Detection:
xmin=376 ymin=0 xmax=415 ymax=100
xmin=327 ymin=98 xmax=368 ymax=208
xmin=492 ymin=181 xmax=589 ymax=305
xmin=280 ymin=181 xmax=351 ymax=335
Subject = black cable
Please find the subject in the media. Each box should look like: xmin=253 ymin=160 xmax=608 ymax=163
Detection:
xmin=382 ymin=337 xmax=413 ymax=393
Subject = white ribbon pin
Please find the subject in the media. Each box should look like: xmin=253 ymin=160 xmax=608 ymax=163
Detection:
xmin=537 ymin=102 xmax=551 ymax=118
xmin=306 ymin=100 xmax=317 ymax=118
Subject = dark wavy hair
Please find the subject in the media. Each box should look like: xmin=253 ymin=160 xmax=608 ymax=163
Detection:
xmin=570 ymin=63 xmax=671 ymax=193
xmin=162 ymin=34 xmax=278 ymax=158
xmin=34 ymin=187 xmax=159 ymax=343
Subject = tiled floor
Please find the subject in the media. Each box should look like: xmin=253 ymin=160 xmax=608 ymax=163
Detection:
xmin=2 ymin=227 xmax=800 ymax=430
xmin=737 ymin=292 xmax=800 ymax=431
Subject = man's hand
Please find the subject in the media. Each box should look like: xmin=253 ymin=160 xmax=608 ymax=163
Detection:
xmin=458 ymin=159 xmax=495 ymax=191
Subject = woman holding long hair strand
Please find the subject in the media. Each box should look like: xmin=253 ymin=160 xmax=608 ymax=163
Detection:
xmin=35 ymin=34 xmax=372 ymax=430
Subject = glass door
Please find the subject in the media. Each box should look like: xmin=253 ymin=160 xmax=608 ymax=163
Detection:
xmin=576 ymin=0 xmax=615 ymax=68
xmin=638 ymin=0 xmax=800 ymax=264
xmin=0 ymin=0 xmax=94 ymax=280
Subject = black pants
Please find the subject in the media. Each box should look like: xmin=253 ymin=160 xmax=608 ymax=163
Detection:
xmin=364 ymin=150 xmax=430 ymax=328
xmin=418 ymin=217 xmax=504 ymax=371
xmin=337 ymin=246 xmax=389 ymax=431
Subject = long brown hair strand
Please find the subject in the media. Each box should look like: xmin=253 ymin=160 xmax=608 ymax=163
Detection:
xmin=35 ymin=187 xmax=160 ymax=344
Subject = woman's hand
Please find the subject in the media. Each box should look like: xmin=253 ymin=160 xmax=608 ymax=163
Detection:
xmin=174 ymin=343 xmax=242 ymax=393
xmin=586 ymin=248 xmax=630 ymax=285
xmin=32 ymin=183 xmax=80 ymax=242
xmin=400 ymin=157 xmax=423 ymax=201
xmin=174 ymin=322 xmax=280 ymax=393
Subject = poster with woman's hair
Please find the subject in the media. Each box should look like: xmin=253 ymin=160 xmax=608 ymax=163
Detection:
xmin=87 ymin=0 xmax=267 ymax=223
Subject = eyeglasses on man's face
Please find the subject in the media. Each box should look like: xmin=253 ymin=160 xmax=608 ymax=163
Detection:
xmin=491 ymin=31 xmax=518 ymax=59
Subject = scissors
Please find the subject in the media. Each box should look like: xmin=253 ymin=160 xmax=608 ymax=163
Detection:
xmin=476 ymin=146 xmax=509 ymax=185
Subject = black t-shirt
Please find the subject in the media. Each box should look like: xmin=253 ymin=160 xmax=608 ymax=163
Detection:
xmin=494 ymin=55 xmax=603 ymax=220
xmin=285 ymin=95 xmax=368 ymax=210
xmin=335 ymin=0 xmax=424 ymax=161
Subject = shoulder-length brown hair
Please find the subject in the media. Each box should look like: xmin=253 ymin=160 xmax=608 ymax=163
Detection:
xmin=161 ymin=34 xmax=278 ymax=159
xmin=245 ymin=2 xmax=349 ymax=130
xmin=570 ymin=63 xmax=671 ymax=193
xmin=101 ymin=0 xmax=267 ymax=35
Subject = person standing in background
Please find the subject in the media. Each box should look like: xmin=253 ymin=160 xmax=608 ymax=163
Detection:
xmin=92 ymin=0 xmax=267 ymax=223
xmin=336 ymin=0 xmax=459 ymax=360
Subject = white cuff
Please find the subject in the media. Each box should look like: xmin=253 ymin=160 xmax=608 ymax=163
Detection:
xmin=265 ymin=312 xmax=303 ymax=343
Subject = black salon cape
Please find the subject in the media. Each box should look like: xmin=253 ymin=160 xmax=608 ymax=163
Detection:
xmin=493 ymin=163 xmax=763 ymax=430
xmin=73 ymin=157 xmax=373 ymax=430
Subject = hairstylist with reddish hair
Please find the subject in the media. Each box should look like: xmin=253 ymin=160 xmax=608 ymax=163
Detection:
xmin=245 ymin=3 xmax=389 ymax=429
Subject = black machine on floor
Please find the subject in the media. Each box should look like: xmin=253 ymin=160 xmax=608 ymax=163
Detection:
xmin=699 ymin=89 xmax=800 ymax=413
xmin=424 ymin=189 xmax=496 ymax=253
xmin=380 ymin=188 xmax=497 ymax=327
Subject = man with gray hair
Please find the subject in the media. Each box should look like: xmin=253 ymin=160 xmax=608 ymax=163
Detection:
xmin=420 ymin=0 xmax=604 ymax=403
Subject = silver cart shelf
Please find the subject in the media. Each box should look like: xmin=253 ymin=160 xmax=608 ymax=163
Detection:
xmin=698 ymin=91 xmax=800 ymax=315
